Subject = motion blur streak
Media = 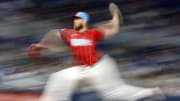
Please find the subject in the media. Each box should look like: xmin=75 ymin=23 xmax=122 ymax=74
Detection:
xmin=0 ymin=0 xmax=179 ymax=101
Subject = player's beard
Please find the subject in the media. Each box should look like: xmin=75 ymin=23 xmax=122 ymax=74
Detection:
xmin=74 ymin=23 xmax=83 ymax=31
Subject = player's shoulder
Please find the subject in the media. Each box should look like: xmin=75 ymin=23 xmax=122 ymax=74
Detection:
xmin=88 ymin=28 xmax=105 ymax=40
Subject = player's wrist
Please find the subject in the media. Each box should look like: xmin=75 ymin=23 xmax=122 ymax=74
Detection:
xmin=35 ymin=44 xmax=47 ymax=49
xmin=30 ymin=43 xmax=47 ymax=51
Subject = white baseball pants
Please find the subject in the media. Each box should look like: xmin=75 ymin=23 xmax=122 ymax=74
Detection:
xmin=39 ymin=55 xmax=160 ymax=101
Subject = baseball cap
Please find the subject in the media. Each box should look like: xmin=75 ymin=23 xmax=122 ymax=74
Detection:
xmin=73 ymin=11 xmax=90 ymax=22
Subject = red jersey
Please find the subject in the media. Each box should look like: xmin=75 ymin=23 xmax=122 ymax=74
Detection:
xmin=60 ymin=29 xmax=104 ymax=66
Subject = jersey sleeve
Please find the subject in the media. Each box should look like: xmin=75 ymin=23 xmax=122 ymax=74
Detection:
xmin=92 ymin=29 xmax=105 ymax=41
xmin=60 ymin=29 xmax=71 ymax=45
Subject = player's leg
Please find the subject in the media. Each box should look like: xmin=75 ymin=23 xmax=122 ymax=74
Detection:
xmin=90 ymin=55 xmax=163 ymax=101
xmin=39 ymin=66 xmax=84 ymax=101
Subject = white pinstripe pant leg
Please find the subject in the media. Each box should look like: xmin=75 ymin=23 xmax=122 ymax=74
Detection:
xmin=89 ymin=55 xmax=158 ymax=101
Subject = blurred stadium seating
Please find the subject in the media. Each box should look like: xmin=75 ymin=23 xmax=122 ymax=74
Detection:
xmin=0 ymin=0 xmax=179 ymax=100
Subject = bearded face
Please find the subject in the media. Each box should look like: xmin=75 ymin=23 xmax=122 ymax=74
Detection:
xmin=73 ymin=18 xmax=84 ymax=31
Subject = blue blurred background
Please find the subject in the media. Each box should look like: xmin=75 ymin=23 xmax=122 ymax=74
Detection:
xmin=0 ymin=0 xmax=179 ymax=101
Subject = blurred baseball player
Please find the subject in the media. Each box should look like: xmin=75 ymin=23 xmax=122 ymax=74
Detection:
xmin=28 ymin=3 xmax=172 ymax=101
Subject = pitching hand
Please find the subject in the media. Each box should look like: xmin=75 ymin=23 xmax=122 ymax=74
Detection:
xmin=109 ymin=2 xmax=123 ymax=24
